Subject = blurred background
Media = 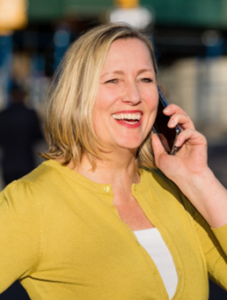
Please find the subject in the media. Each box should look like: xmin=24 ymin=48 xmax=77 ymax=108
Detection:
xmin=0 ymin=0 xmax=227 ymax=299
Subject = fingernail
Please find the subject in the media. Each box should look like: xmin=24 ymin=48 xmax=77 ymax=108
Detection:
xmin=168 ymin=120 xmax=174 ymax=127
xmin=175 ymin=139 xmax=180 ymax=146
xmin=163 ymin=107 xmax=170 ymax=113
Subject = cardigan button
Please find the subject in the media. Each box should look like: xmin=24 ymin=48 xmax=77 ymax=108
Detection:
xmin=104 ymin=186 xmax=110 ymax=193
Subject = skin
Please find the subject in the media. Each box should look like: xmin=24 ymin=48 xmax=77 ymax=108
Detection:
xmin=74 ymin=38 xmax=158 ymax=230
xmin=73 ymin=37 xmax=227 ymax=230
xmin=93 ymin=38 xmax=158 ymax=154
xmin=152 ymin=105 xmax=227 ymax=228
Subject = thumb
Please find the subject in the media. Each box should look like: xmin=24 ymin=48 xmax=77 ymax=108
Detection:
xmin=151 ymin=133 xmax=167 ymax=165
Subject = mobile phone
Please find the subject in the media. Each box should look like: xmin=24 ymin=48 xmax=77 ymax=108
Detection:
xmin=153 ymin=87 xmax=181 ymax=155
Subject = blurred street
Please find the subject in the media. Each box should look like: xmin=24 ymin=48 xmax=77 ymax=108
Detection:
xmin=208 ymin=139 xmax=227 ymax=188
xmin=0 ymin=140 xmax=46 ymax=191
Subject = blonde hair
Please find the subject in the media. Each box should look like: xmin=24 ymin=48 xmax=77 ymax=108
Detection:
xmin=42 ymin=23 xmax=158 ymax=169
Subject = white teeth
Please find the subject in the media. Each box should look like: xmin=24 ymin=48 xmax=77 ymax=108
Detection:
xmin=125 ymin=120 xmax=137 ymax=124
xmin=112 ymin=113 xmax=142 ymax=121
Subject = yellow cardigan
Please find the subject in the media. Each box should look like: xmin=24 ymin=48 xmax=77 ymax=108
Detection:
xmin=0 ymin=159 xmax=227 ymax=300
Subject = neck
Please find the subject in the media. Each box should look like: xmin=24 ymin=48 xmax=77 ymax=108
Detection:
xmin=69 ymin=148 xmax=140 ymax=188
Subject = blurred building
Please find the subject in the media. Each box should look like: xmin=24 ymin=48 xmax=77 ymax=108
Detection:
xmin=1 ymin=0 xmax=227 ymax=138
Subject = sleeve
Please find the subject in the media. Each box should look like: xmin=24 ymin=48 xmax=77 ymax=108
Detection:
xmin=193 ymin=209 xmax=227 ymax=291
xmin=0 ymin=180 xmax=43 ymax=293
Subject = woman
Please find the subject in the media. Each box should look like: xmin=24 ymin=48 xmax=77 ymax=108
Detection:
xmin=0 ymin=23 xmax=227 ymax=300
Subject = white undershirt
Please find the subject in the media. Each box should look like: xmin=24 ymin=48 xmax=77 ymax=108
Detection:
xmin=133 ymin=228 xmax=178 ymax=300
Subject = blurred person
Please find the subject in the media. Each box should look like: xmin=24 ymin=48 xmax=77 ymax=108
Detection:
xmin=0 ymin=82 xmax=43 ymax=300
xmin=0 ymin=82 xmax=43 ymax=186
xmin=0 ymin=23 xmax=227 ymax=300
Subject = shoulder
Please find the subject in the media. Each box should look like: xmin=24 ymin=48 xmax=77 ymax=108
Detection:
xmin=141 ymin=167 xmax=196 ymax=214
xmin=23 ymin=160 xmax=60 ymax=183
xmin=0 ymin=160 xmax=70 ymax=223
xmin=0 ymin=173 xmax=42 ymax=225
xmin=141 ymin=167 xmax=181 ymax=194
xmin=0 ymin=160 xmax=59 ymax=202
xmin=20 ymin=159 xmax=80 ymax=199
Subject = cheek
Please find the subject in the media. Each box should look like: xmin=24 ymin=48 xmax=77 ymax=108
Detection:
xmin=93 ymin=91 xmax=107 ymax=119
xmin=143 ymin=92 xmax=159 ymax=126
xmin=146 ymin=95 xmax=159 ymax=114
xmin=92 ymin=102 xmax=108 ymax=138
xmin=149 ymin=88 xmax=159 ymax=110
xmin=94 ymin=90 xmax=111 ymax=113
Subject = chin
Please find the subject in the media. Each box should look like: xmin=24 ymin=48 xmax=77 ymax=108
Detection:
xmin=117 ymin=139 xmax=143 ymax=151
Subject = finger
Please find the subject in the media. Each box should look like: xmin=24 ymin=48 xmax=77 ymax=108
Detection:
xmin=174 ymin=129 xmax=207 ymax=148
xmin=163 ymin=104 xmax=187 ymax=116
xmin=168 ymin=114 xmax=195 ymax=130
xmin=151 ymin=133 xmax=169 ymax=165
xmin=158 ymin=133 xmax=171 ymax=153
xmin=162 ymin=104 xmax=195 ymax=130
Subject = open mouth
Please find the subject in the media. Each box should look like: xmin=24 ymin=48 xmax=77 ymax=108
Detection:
xmin=112 ymin=113 xmax=142 ymax=124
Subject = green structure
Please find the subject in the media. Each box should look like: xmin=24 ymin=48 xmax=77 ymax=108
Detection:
xmin=28 ymin=0 xmax=227 ymax=28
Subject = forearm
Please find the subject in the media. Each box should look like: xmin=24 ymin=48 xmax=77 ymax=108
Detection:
xmin=173 ymin=168 xmax=227 ymax=228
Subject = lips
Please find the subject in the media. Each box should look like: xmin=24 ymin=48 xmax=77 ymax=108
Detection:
xmin=111 ymin=110 xmax=143 ymax=128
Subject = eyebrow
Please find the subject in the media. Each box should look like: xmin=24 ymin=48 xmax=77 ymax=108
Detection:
xmin=100 ymin=70 xmax=124 ymax=78
xmin=100 ymin=68 xmax=155 ymax=79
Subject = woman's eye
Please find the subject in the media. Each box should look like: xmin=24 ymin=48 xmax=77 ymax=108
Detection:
xmin=105 ymin=79 xmax=118 ymax=84
xmin=140 ymin=78 xmax=152 ymax=83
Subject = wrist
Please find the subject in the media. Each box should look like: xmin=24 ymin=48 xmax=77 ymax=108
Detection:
xmin=179 ymin=167 xmax=227 ymax=228
xmin=190 ymin=167 xmax=216 ymax=193
xmin=171 ymin=166 xmax=214 ymax=195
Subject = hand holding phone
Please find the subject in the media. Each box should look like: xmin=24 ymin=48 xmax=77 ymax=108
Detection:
xmin=153 ymin=87 xmax=181 ymax=155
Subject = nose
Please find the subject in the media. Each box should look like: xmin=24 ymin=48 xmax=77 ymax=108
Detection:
xmin=122 ymin=80 xmax=142 ymax=105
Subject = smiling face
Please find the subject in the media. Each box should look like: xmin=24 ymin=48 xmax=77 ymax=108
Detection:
xmin=93 ymin=38 xmax=159 ymax=154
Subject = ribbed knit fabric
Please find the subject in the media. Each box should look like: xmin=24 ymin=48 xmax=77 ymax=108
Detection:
xmin=0 ymin=159 xmax=227 ymax=300
xmin=134 ymin=228 xmax=178 ymax=299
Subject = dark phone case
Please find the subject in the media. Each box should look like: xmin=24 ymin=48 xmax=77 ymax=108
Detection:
xmin=153 ymin=88 xmax=181 ymax=155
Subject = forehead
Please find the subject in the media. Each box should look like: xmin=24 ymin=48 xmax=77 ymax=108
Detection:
xmin=102 ymin=38 xmax=153 ymax=69
xmin=110 ymin=37 xmax=150 ymax=50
